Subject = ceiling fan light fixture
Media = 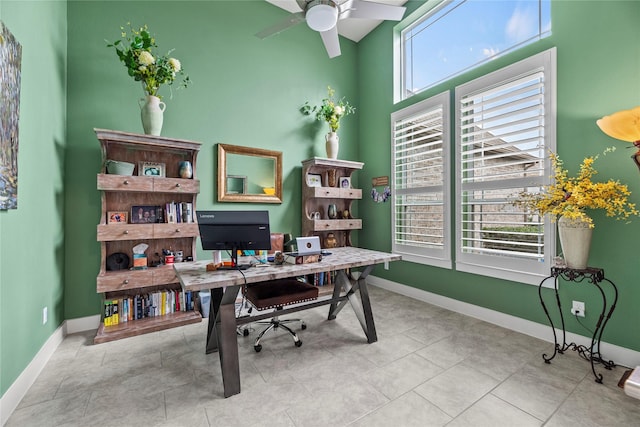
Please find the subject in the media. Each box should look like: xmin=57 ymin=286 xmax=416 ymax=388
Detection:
xmin=306 ymin=1 xmax=338 ymax=32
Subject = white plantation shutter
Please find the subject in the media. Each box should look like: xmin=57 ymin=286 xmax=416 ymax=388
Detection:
xmin=392 ymin=92 xmax=451 ymax=268
xmin=455 ymin=48 xmax=557 ymax=285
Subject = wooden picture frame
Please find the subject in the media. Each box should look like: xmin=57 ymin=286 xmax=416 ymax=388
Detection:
xmin=339 ymin=176 xmax=351 ymax=189
xmin=107 ymin=211 xmax=128 ymax=224
xmin=306 ymin=173 xmax=322 ymax=187
xmin=217 ymin=143 xmax=283 ymax=204
xmin=131 ymin=205 xmax=162 ymax=223
xmin=138 ymin=161 xmax=165 ymax=177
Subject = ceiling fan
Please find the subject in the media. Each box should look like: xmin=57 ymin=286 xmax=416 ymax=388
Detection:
xmin=256 ymin=0 xmax=407 ymax=58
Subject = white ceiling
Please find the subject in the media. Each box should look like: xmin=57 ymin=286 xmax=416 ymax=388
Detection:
xmin=265 ymin=0 xmax=408 ymax=42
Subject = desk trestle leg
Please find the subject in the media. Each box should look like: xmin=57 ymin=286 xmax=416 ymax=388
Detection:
xmin=206 ymin=285 xmax=242 ymax=397
xmin=329 ymin=266 xmax=378 ymax=343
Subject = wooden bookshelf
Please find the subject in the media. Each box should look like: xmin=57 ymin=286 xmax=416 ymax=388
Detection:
xmin=94 ymin=129 xmax=202 ymax=344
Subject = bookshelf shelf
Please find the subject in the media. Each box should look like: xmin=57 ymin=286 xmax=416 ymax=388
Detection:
xmin=94 ymin=310 xmax=202 ymax=344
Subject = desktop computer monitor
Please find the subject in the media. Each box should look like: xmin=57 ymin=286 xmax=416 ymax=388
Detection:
xmin=196 ymin=210 xmax=271 ymax=268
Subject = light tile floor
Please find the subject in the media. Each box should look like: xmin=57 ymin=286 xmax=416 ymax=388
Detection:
xmin=7 ymin=286 xmax=640 ymax=426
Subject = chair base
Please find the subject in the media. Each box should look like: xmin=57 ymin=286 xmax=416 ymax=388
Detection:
xmin=251 ymin=316 xmax=306 ymax=352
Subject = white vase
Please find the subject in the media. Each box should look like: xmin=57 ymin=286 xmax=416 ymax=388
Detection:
xmin=557 ymin=215 xmax=593 ymax=269
xmin=139 ymin=95 xmax=166 ymax=136
xmin=325 ymin=131 xmax=339 ymax=159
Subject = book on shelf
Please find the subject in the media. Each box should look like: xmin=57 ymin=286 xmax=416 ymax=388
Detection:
xmin=305 ymin=271 xmax=334 ymax=287
xmin=164 ymin=201 xmax=194 ymax=224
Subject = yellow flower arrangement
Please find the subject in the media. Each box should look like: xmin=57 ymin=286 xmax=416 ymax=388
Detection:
xmin=517 ymin=148 xmax=638 ymax=228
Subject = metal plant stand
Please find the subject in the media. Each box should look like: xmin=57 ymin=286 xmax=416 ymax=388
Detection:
xmin=538 ymin=266 xmax=617 ymax=383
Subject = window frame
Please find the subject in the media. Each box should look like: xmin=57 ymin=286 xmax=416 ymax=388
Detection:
xmin=454 ymin=48 xmax=557 ymax=285
xmin=395 ymin=0 xmax=552 ymax=103
xmin=391 ymin=91 xmax=452 ymax=269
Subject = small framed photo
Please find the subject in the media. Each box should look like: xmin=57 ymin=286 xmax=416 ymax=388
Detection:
xmin=131 ymin=205 xmax=162 ymax=224
xmin=339 ymin=176 xmax=351 ymax=188
xmin=138 ymin=161 xmax=166 ymax=177
xmin=107 ymin=211 xmax=128 ymax=224
xmin=306 ymin=173 xmax=322 ymax=187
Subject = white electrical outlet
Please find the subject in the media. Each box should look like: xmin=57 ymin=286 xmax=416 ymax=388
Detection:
xmin=42 ymin=306 xmax=48 ymax=325
xmin=384 ymin=261 xmax=389 ymax=270
xmin=571 ymin=301 xmax=585 ymax=317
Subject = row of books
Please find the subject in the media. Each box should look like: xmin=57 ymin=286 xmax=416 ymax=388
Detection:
xmin=307 ymin=270 xmax=335 ymax=287
xmin=165 ymin=201 xmax=194 ymax=224
xmin=103 ymin=290 xmax=197 ymax=326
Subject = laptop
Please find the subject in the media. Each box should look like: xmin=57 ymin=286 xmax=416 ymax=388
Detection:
xmin=287 ymin=236 xmax=321 ymax=256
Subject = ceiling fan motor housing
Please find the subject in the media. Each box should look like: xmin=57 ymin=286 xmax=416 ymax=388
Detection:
xmin=305 ymin=0 xmax=339 ymax=32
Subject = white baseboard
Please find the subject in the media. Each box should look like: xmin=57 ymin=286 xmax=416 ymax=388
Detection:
xmin=1 ymin=325 xmax=64 ymax=426
xmin=65 ymin=314 xmax=100 ymax=335
xmin=368 ymin=275 xmax=640 ymax=369
xmin=0 ymin=315 xmax=99 ymax=426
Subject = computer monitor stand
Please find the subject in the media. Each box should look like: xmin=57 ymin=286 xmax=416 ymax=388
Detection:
xmin=216 ymin=247 xmax=252 ymax=270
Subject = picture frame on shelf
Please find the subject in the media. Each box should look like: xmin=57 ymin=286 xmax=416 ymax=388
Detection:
xmin=131 ymin=205 xmax=162 ymax=223
xmin=226 ymin=175 xmax=247 ymax=194
xmin=138 ymin=161 xmax=165 ymax=177
xmin=306 ymin=173 xmax=322 ymax=187
xmin=107 ymin=211 xmax=128 ymax=224
xmin=339 ymin=176 xmax=351 ymax=188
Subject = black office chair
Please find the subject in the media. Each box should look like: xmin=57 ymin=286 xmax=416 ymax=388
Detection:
xmin=244 ymin=278 xmax=318 ymax=352
xmin=242 ymin=232 xmax=318 ymax=352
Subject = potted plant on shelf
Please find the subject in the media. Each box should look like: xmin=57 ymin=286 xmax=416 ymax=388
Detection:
xmin=107 ymin=23 xmax=190 ymax=136
xmin=302 ymin=86 xmax=355 ymax=159
xmin=516 ymin=148 xmax=638 ymax=269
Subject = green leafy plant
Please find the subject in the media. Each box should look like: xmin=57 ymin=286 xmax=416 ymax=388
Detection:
xmin=301 ymin=86 xmax=355 ymax=132
xmin=107 ymin=23 xmax=189 ymax=99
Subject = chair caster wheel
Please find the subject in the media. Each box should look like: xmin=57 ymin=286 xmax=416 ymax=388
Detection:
xmin=243 ymin=328 xmax=250 ymax=337
xmin=301 ymin=323 xmax=307 ymax=330
xmin=254 ymin=344 xmax=262 ymax=352
xmin=295 ymin=340 xmax=302 ymax=347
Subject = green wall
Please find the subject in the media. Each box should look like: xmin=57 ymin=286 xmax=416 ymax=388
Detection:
xmin=358 ymin=0 xmax=640 ymax=351
xmin=0 ymin=1 xmax=67 ymax=397
xmin=64 ymin=0 xmax=359 ymax=320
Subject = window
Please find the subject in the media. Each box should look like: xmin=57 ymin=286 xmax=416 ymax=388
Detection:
xmin=391 ymin=92 xmax=451 ymax=268
xmin=398 ymin=0 xmax=551 ymax=101
xmin=455 ymin=48 xmax=556 ymax=285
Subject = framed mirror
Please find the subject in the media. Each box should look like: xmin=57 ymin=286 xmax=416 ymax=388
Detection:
xmin=217 ymin=143 xmax=282 ymax=203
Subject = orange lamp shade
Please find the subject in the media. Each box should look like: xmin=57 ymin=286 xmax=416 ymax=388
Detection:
xmin=596 ymin=106 xmax=640 ymax=143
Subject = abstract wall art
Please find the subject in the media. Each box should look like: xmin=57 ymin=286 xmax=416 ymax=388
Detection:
xmin=0 ymin=20 xmax=22 ymax=210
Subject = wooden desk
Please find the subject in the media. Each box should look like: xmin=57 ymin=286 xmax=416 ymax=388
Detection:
xmin=174 ymin=246 xmax=401 ymax=397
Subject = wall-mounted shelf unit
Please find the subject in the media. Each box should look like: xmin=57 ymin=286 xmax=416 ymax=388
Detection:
xmin=301 ymin=157 xmax=363 ymax=296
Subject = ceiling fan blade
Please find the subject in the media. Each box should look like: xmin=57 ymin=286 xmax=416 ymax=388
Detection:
xmin=319 ymin=25 xmax=341 ymax=58
xmin=255 ymin=11 xmax=305 ymax=39
xmin=341 ymin=0 xmax=406 ymax=21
